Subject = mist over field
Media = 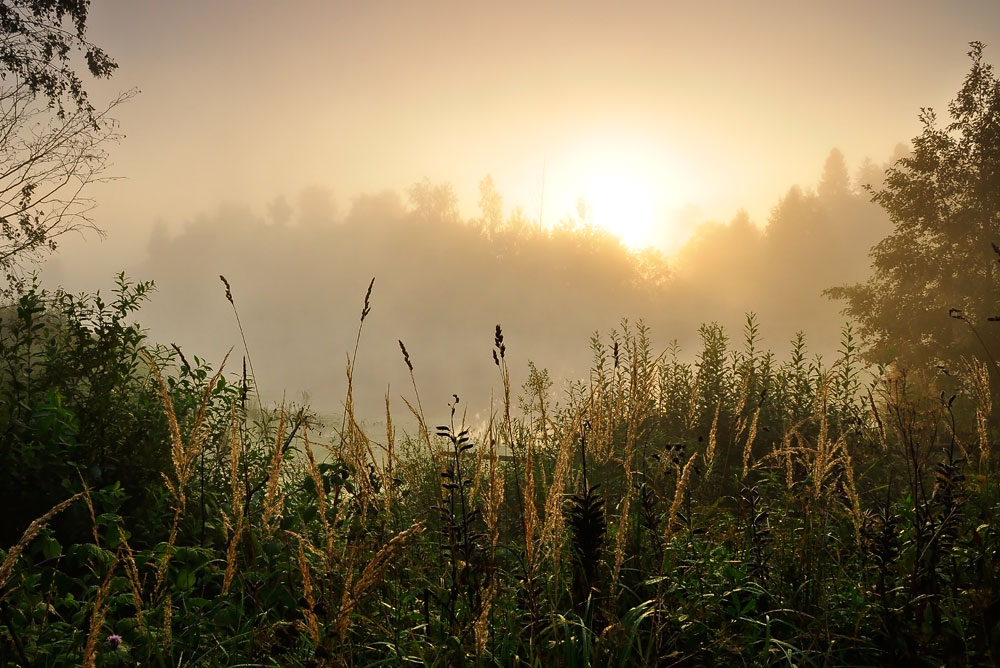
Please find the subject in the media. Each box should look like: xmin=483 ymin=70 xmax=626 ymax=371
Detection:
xmin=28 ymin=2 xmax=994 ymax=427
xmin=40 ymin=148 xmax=894 ymax=428
xmin=7 ymin=3 xmax=1000 ymax=666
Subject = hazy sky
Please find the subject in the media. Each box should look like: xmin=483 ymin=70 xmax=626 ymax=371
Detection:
xmin=26 ymin=1 xmax=1000 ymax=425
xmin=69 ymin=0 xmax=1000 ymax=258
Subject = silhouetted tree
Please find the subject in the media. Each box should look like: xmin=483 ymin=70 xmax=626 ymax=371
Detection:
xmin=0 ymin=0 xmax=116 ymax=119
xmin=0 ymin=0 xmax=129 ymax=296
xmin=478 ymin=174 xmax=503 ymax=238
xmin=0 ymin=84 xmax=133 ymax=296
xmin=296 ymin=185 xmax=338 ymax=227
xmin=827 ymin=43 xmax=1000 ymax=394
xmin=408 ymin=178 xmax=460 ymax=224
xmin=765 ymin=185 xmax=827 ymax=267
xmin=818 ymin=148 xmax=850 ymax=200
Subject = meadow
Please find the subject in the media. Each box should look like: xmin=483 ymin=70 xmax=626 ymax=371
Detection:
xmin=0 ymin=273 xmax=997 ymax=667
xmin=1 ymin=4 xmax=999 ymax=667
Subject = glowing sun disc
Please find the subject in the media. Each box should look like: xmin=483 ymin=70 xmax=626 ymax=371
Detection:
xmin=583 ymin=169 xmax=656 ymax=250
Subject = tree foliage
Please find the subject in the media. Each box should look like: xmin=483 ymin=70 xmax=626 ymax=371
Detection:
xmin=0 ymin=0 xmax=116 ymax=119
xmin=0 ymin=85 xmax=132 ymax=296
xmin=827 ymin=42 xmax=1000 ymax=383
xmin=0 ymin=0 xmax=128 ymax=297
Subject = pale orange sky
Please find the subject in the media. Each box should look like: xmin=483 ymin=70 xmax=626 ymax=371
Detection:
xmin=32 ymin=0 xmax=1000 ymax=421
xmin=65 ymin=1 xmax=1000 ymax=259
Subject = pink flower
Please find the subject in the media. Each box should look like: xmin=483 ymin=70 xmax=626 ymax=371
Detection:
xmin=105 ymin=634 xmax=123 ymax=649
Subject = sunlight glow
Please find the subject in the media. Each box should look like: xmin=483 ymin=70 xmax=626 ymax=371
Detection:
xmin=582 ymin=168 xmax=657 ymax=250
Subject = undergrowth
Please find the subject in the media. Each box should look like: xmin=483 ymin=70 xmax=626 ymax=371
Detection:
xmin=0 ymin=278 xmax=998 ymax=667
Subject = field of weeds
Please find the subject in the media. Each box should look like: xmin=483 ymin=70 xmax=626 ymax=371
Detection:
xmin=1 ymin=276 xmax=998 ymax=667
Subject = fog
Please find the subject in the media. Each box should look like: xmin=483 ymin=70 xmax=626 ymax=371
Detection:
xmin=20 ymin=1 xmax=1000 ymax=426
xmin=39 ymin=148 xmax=894 ymax=427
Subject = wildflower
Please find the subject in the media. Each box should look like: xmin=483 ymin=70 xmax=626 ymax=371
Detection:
xmin=105 ymin=634 xmax=122 ymax=649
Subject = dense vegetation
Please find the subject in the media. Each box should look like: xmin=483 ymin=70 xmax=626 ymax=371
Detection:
xmin=0 ymin=275 xmax=998 ymax=666
xmin=0 ymin=4 xmax=998 ymax=664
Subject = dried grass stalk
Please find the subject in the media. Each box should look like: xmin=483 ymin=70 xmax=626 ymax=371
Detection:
xmin=965 ymin=357 xmax=992 ymax=471
xmin=482 ymin=418 xmax=505 ymax=544
xmin=867 ymin=389 xmax=888 ymax=451
xmin=334 ymin=521 xmax=424 ymax=639
xmin=0 ymin=492 xmax=83 ymax=598
xmin=296 ymin=536 xmax=321 ymax=643
xmin=475 ymin=419 xmax=504 ymax=655
xmin=304 ymin=434 xmax=334 ymax=561
xmin=163 ymin=593 xmax=172 ymax=653
xmin=222 ymin=412 xmax=246 ymax=594
xmin=784 ymin=430 xmax=797 ymax=488
xmin=704 ymin=399 xmax=721 ymax=479
xmin=664 ymin=452 xmax=699 ymax=541
xmin=841 ymin=446 xmax=863 ymax=540
xmin=145 ymin=349 xmax=230 ymax=591
xmin=523 ymin=431 xmax=538 ymax=568
xmin=120 ymin=536 xmax=146 ymax=632
xmin=540 ymin=411 xmax=584 ymax=568
xmin=338 ymin=360 xmax=379 ymax=515
xmin=812 ymin=383 xmax=832 ymax=500
xmin=82 ymin=552 xmax=119 ymax=668
xmin=261 ymin=406 xmax=289 ymax=530
xmin=383 ymin=390 xmax=396 ymax=514
xmin=473 ymin=578 xmax=496 ymax=655
xmin=612 ymin=356 xmax=657 ymax=593
xmin=741 ymin=406 xmax=761 ymax=478
xmin=79 ymin=478 xmax=101 ymax=547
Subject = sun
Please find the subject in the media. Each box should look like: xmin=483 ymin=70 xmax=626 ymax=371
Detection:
xmin=581 ymin=168 xmax=657 ymax=250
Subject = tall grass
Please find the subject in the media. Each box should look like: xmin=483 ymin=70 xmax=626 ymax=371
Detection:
xmin=1 ymin=282 xmax=998 ymax=667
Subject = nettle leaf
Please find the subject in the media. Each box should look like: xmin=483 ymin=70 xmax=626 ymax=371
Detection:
xmin=174 ymin=569 xmax=196 ymax=591
xmin=41 ymin=536 xmax=62 ymax=559
xmin=96 ymin=512 xmax=122 ymax=526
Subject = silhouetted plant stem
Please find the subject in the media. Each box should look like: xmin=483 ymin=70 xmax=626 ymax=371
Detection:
xmin=339 ymin=277 xmax=375 ymax=442
xmin=220 ymin=275 xmax=263 ymax=416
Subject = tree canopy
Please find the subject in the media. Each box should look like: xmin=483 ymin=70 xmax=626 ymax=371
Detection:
xmin=0 ymin=0 xmax=124 ymax=296
xmin=0 ymin=0 xmax=116 ymax=118
xmin=827 ymin=43 xmax=1000 ymax=389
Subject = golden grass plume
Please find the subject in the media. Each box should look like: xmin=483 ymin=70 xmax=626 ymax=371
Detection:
xmin=82 ymin=551 xmax=119 ymax=668
xmin=0 ymin=492 xmax=84 ymax=598
xmin=334 ymin=521 xmax=424 ymax=639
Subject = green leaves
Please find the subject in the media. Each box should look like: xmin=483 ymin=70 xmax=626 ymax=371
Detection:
xmin=829 ymin=43 xmax=1000 ymax=402
xmin=174 ymin=569 xmax=196 ymax=591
